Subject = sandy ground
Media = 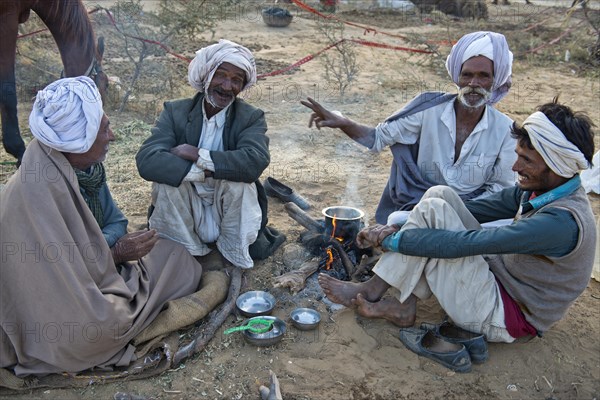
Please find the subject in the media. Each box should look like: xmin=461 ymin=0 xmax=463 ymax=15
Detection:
xmin=1 ymin=0 xmax=599 ymax=399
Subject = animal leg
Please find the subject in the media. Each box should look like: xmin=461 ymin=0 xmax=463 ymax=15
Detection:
xmin=0 ymin=11 xmax=25 ymax=162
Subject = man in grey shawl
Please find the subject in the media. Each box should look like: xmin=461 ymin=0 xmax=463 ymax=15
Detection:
xmin=0 ymin=77 xmax=203 ymax=376
xmin=136 ymin=39 xmax=284 ymax=269
xmin=302 ymin=31 xmax=517 ymax=226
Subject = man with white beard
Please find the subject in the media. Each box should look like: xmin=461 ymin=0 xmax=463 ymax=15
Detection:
xmin=302 ymin=31 xmax=516 ymax=226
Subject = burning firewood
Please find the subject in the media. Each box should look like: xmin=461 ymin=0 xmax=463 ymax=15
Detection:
xmin=327 ymin=238 xmax=355 ymax=278
xmin=272 ymin=259 xmax=319 ymax=294
xmin=285 ymin=202 xmax=373 ymax=283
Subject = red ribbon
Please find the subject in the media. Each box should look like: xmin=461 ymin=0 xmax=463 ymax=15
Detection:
xmin=16 ymin=4 xmax=432 ymax=80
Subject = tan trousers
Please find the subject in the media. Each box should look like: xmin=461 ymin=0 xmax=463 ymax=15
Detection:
xmin=373 ymin=186 xmax=515 ymax=343
xmin=149 ymin=180 xmax=262 ymax=269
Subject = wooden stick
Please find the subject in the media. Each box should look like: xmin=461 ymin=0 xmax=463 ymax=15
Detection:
xmin=272 ymin=259 xmax=319 ymax=294
xmin=351 ymin=252 xmax=380 ymax=281
xmin=351 ymin=254 xmax=369 ymax=282
xmin=172 ymin=267 xmax=242 ymax=366
xmin=284 ymin=202 xmax=323 ymax=233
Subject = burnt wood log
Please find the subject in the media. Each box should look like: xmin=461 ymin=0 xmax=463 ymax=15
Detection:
xmin=351 ymin=252 xmax=382 ymax=282
xmin=172 ymin=267 xmax=242 ymax=366
xmin=284 ymin=202 xmax=323 ymax=233
xmin=300 ymin=231 xmax=329 ymax=255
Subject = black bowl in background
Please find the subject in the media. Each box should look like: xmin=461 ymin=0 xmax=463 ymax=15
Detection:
xmin=261 ymin=7 xmax=293 ymax=27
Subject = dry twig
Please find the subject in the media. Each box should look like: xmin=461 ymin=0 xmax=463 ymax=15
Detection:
xmin=172 ymin=267 xmax=242 ymax=366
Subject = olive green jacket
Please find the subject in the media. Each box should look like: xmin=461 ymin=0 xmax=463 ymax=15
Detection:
xmin=136 ymin=93 xmax=283 ymax=259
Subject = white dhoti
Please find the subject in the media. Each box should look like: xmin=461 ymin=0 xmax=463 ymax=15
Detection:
xmin=149 ymin=180 xmax=262 ymax=269
xmin=373 ymin=186 xmax=515 ymax=343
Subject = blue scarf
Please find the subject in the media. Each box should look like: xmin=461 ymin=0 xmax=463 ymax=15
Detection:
xmin=521 ymin=175 xmax=581 ymax=213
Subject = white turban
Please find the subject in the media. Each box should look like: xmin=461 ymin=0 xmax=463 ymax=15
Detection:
xmin=523 ymin=111 xmax=590 ymax=178
xmin=29 ymin=76 xmax=103 ymax=153
xmin=188 ymin=39 xmax=257 ymax=93
xmin=461 ymin=34 xmax=494 ymax=63
xmin=445 ymin=31 xmax=513 ymax=104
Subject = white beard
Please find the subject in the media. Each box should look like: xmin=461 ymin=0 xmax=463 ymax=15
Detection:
xmin=206 ymin=92 xmax=234 ymax=110
xmin=457 ymin=87 xmax=492 ymax=109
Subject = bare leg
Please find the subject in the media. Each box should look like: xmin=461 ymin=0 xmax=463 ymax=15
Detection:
xmin=353 ymin=293 xmax=417 ymax=327
xmin=318 ymin=273 xmax=390 ymax=307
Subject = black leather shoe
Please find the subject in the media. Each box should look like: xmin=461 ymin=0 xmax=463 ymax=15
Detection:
xmin=263 ymin=177 xmax=311 ymax=210
xmin=420 ymin=320 xmax=488 ymax=364
xmin=399 ymin=327 xmax=472 ymax=373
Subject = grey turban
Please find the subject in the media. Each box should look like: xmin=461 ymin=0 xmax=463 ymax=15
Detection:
xmin=188 ymin=39 xmax=257 ymax=93
xmin=29 ymin=76 xmax=103 ymax=153
xmin=445 ymin=31 xmax=513 ymax=104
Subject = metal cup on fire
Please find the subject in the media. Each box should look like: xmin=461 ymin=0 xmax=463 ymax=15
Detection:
xmin=319 ymin=206 xmax=365 ymax=280
xmin=281 ymin=202 xmax=375 ymax=285
xmin=322 ymin=206 xmax=364 ymax=242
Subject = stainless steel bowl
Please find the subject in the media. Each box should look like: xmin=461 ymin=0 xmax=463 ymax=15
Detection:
xmin=290 ymin=308 xmax=321 ymax=331
xmin=242 ymin=316 xmax=286 ymax=347
xmin=236 ymin=291 xmax=276 ymax=317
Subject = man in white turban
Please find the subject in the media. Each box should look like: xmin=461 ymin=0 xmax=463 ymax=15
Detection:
xmin=301 ymin=31 xmax=517 ymax=226
xmin=1 ymin=77 xmax=205 ymax=376
xmin=318 ymin=100 xmax=596 ymax=371
xmin=136 ymin=39 xmax=285 ymax=269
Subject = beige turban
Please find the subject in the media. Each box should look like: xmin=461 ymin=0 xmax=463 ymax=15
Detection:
xmin=28 ymin=76 xmax=103 ymax=153
xmin=523 ymin=111 xmax=590 ymax=178
xmin=188 ymin=39 xmax=257 ymax=93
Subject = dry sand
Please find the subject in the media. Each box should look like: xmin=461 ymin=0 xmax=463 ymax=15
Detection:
xmin=1 ymin=1 xmax=599 ymax=399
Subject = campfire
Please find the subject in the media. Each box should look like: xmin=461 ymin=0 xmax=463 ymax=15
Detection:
xmin=308 ymin=207 xmax=362 ymax=279
xmin=273 ymin=203 xmax=381 ymax=295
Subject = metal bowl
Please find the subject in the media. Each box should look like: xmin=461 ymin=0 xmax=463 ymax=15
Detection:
xmin=242 ymin=316 xmax=286 ymax=347
xmin=290 ymin=308 xmax=321 ymax=331
xmin=322 ymin=206 xmax=364 ymax=240
xmin=236 ymin=291 xmax=276 ymax=317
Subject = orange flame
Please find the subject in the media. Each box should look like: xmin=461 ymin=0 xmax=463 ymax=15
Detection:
xmin=330 ymin=214 xmax=344 ymax=242
xmin=330 ymin=214 xmax=338 ymax=238
xmin=325 ymin=247 xmax=334 ymax=270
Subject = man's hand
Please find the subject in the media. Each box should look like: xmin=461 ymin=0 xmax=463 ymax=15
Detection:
xmin=300 ymin=97 xmax=376 ymax=148
xmin=111 ymin=229 xmax=159 ymax=264
xmin=300 ymin=97 xmax=346 ymax=130
xmin=170 ymin=144 xmax=199 ymax=162
xmin=355 ymin=224 xmax=400 ymax=249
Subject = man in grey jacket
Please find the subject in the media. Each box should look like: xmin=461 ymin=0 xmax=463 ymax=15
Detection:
xmin=319 ymin=99 xmax=596 ymax=346
xmin=136 ymin=40 xmax=283 ymax=269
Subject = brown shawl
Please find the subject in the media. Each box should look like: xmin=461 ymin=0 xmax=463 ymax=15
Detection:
xmin=0 ymin=139 xmax=203 ymax=377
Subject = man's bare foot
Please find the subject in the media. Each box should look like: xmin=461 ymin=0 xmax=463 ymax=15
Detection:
xmin=352 ymin=293 xmax=417 ymax=327
xmin=318 ymin=273 xmax=389 ymax=307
